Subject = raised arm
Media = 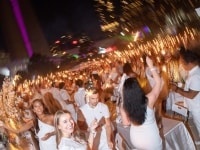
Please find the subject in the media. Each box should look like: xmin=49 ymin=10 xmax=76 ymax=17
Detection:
xmin=146 ymin=56 xmax=162 ymax=109
xmin=0 ymin=120 xmax=33 ymax=134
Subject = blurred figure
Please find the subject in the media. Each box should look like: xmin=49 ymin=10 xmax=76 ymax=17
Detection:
xmin=74 ymin=79 xmax=86 ymax=107
xmin=49 ymin=82 xmax=66 ymax=108
xmin=43 ymin=92 xmax=62 ymax=114
xmin=117 ymin=62 xmax=137 ymax=98
xmin=59 ymin=82 xmax=76 ymax=122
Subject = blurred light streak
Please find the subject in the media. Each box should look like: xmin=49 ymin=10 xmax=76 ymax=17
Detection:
xmin=10 ymin=0 xmax=33 ymax=57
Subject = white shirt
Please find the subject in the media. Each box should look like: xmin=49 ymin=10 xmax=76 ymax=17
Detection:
xmin=49 ymin=87 xmax=66 ymax=109
xmin=80 ymin=102 xmax=110 ymax=150
xmin=184 ymin=66 xmax=200 ymax=112
xmin=74 ymin=88 xmax=86 ymax=107
xmin=60 ymin=89 xmax=71 ymax=101
xmin=58 ymin=137 xmax=87 ymax=150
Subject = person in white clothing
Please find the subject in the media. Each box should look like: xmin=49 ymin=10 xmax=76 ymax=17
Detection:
xmin=77 ymin=88 xmax=113 ymax=150
xmin=120 ymin=56 xmax=163 ymax=150
xmin=59 ymin=82 xmax=76 ymax=122
xmin=117 ymin=62 xmax=137 ymax=101
xmin=49 ymin=82 xmax=66 ymax=108
xmin=54 ymin=110 xmax=98 ymax=150
xmin=170 ymin=46 xmax=200 ymax=142
xmin=49 ymin=82 xmax=76 ymax=120
xmin=0 ymin=99 xmax=56 ymax=150
xmin=74 ymin=79 xmax=86 ymax=107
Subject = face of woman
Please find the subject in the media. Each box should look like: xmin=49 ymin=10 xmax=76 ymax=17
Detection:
xmin=58 ymin=113 xmax=74 ymax=136
xmin=32 ymin=101 xmax=44 ymax=115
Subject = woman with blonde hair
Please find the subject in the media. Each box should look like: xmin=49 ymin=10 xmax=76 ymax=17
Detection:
xmin=54 ymin=110 xmax=98 ymax=150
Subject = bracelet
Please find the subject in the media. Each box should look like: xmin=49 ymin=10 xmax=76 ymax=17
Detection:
xmin=150 ymin=67 xmax=157 ymax=71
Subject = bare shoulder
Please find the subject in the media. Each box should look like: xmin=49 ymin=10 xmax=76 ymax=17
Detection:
xmin=44 ymin=114 xmax=55 ymax=125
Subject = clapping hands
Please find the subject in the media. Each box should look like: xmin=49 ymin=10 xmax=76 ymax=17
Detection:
xmin=89 ymin=118 xmax=98 ymax=132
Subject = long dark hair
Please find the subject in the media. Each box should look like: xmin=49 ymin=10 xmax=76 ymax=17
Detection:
xmin=123 ymin=77 xmax=147 ymax=125
xmin=30 ymin=99 xmax=50 ymax=133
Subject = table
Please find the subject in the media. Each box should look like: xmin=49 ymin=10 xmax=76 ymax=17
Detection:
xmin=163 ymin=117 xmax=195 ymax=150
xmin=117 ymin=117 xmax=196 ymax=150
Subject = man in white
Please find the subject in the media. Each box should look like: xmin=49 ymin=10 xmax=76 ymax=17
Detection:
xmin=74 ymin=79 xmax=86 ymax=107
xmin=77 ymin=88 xmax=113 ymax=150
xmin=170 ymin=47 xmax=200 ymax=144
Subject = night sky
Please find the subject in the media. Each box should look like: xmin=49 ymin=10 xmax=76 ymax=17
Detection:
xmin=0 ymin=29 xmax=5 ymax=51
xmin=30 ymin=0 xmax=103 ymax=43
xmin=0 ymin=0 xmax=104 ymax=51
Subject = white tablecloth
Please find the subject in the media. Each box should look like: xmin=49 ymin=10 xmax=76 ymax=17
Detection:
xmin=117 ymin=117 xmax=195 ymax=150
xmin=163 ymin=117 xmax=195 ymax=150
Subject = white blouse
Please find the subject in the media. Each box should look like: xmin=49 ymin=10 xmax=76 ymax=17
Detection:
xmin=58 ymin=137 xmax=87 ymax=150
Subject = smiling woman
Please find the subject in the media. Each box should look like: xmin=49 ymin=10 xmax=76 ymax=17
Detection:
xmin=54 ymin=110 xmax=98 ymax=150
xmin=0 ymin=99 xmax=56 ymax=150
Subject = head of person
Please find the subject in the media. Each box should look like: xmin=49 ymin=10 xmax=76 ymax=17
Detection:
xmin=179 ymin=46 xmax=200 ymax=71
xmin=30 ymin=98 xmax=49 ymax=116
xmin=123 ymin=77 xmax=147 ymax=125
xmin=75 ymin=79 xmax=83 ymax=88
xmin=54 ymin=110 xmax=75 ymax=148
xmin=59 ymin=82 xmax=65 ymax=90
xmin=30 ymin=99 xmax=49 ymax=132
xmin=51 ymin=82 xmax=56 ymax=87
xmin=87 ymin=87 xmax=99 ymax=108
xmin=123 ymin=62 xmax=136 ymax=77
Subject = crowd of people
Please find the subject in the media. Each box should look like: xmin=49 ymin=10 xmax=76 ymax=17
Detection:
xmin=0 ymin=27 xmax=200 ymax=150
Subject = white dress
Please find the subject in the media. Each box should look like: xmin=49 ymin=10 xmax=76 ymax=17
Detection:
xmin=58 ymin=137 xmax=87 ymax=150
xmin=37 ymin=120 xmax=57 ymax=150
xmin=74 ymin=88 xmax=86 ymax=107
xmin=130 ymin=107 xmax=162 ymax=150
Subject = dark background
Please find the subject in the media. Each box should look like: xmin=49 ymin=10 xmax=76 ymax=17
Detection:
xmin=0 ymin=0 xmax=104 ymax=52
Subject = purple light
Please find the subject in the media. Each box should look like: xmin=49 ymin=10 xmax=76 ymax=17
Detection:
xmin=10 ymin=0 xmax=33 ymax=57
